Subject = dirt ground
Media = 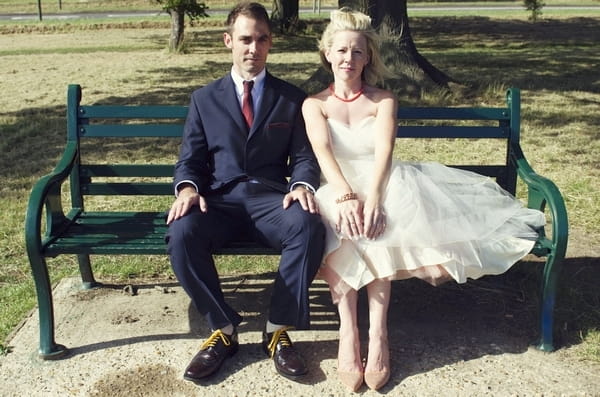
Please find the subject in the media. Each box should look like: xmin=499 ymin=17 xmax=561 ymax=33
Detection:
xmin=1 ymin=228 xmax=599 ymax=396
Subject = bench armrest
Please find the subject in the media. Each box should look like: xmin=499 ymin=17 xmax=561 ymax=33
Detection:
xmin=25 ymin=142 xmax=80 ymax=256
xmin=510 ymin=142 xmax=568 ymax=260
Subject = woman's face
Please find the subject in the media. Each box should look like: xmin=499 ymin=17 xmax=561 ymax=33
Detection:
xmin=325 ymin=30 xmax=369 ymax=83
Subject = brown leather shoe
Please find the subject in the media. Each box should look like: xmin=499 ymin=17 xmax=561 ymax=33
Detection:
xmin=262 ymin=328 xmax=308 ymax=379
xmin=183 ymin=329 xmax=239 ymax=382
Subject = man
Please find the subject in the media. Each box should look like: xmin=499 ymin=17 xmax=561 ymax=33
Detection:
xmin=165 ymin=2 xmax=325 ymax=383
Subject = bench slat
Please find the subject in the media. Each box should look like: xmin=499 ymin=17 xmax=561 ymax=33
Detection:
xmin=79 ymin=105 xmax=188 ymax=118
xmin=451 ymin=165 xmax=506 ymax=177
xmin=79 ymin=124 xmax=183 ymax=137
xmin=397 ymin=126 xmax=508 ymax=138
xmin=398 ymin=107 xmax=510 ymax=120
xmin=83 ymin=183 xmax=173 ymax=195
xmin=82 ymin=164 xmax=174 ymax=177
xmin=42 ymin=212 xmax=277 ymax=256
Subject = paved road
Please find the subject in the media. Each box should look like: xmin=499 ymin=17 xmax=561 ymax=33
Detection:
xmin=2 ymin=5 xmax=599 ymax=21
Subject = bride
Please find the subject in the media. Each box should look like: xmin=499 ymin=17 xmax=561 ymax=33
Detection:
xmin=301 ymin=8 xmax=545 ymax=392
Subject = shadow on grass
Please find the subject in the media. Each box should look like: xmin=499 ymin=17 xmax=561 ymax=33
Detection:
xmin=413 ymin=17 xmax=600 ymax=93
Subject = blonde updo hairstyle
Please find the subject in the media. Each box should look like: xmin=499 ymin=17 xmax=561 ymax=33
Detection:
xmin=318 ymin=8 xmax=388 ymax=86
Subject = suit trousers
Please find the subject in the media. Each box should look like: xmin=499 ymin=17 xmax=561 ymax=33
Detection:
xmin=166 ymin=180 xmax=325 ymax=331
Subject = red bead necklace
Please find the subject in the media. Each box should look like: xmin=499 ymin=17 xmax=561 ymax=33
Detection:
xmin=329 ymin=84 xmax=363 ymax=103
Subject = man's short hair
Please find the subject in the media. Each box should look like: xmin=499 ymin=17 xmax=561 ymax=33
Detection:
xmin=226 ymin=2 xmax=272 ymax=33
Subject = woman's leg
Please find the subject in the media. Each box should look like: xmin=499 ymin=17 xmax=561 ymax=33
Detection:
xmin=332 ymin=286 xmax=364 ymax=391
xmin=364 ymin=278 xmax=391 ymax=389
xmin=335 ymin=288 xmax=362 ymax=373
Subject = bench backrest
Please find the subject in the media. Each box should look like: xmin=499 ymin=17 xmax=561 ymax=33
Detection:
xmin=67 ymin=84 xmax=521 ymax=209
xmin=396 ymin=89 xmax=520 ymax=194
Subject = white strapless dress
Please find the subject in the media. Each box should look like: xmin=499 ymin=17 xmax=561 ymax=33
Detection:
xmin=315 ymin=116 xmax=545 ymax=295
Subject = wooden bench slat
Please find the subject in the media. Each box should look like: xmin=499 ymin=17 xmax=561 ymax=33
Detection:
xmin=397 ymin=125 xmax=508 ymax=138
xmin=43 ymin=211 xmax=278 ymax=256
xmin=83 ymin=183 xmax=173 ymax=195
xmin=79 ymin=124 xmax=183 ymax=137
xmin=398 ymin=107 xmax=510 ymax=120
xmin=79 ymin=105 xmax=188 ymax=118
xmin=46 ymin=244 xmax=277 ymax=256
xmin=82 ymin=164 xmax=174 ymax=177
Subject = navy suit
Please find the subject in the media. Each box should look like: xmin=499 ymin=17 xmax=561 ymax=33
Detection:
xmin=166 ymin=72 xmax=325 ymax=331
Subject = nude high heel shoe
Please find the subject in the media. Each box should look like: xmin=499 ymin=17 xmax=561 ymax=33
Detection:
xmin=336 ymin=329 xmax=364 ymax=392
xmin=364 ymin=334 xmax=390 ymax=390
xmin=364 ymin=368 xmax=390 ymax=390
xmin=338 ymin=369 xmax=364 ymax=392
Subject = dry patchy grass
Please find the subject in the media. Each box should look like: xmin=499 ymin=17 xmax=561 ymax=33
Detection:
xmin=0 ymin=16 xmax=598 ymax=359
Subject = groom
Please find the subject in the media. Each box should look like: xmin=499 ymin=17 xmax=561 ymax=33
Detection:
xmin=165 ymin=2 xmax=325 ymax=383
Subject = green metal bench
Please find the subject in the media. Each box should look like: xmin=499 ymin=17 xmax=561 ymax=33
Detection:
xmin=25 ymin=84 xmax=568 ymax=360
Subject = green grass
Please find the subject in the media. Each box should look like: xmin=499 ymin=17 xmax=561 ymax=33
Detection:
xmin=0 ymin=7 xmax=599 ymax=363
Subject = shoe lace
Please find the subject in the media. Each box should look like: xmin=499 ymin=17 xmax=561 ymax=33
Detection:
xmin=267 ymin=327 xmax=292 ymax=358
xmin=200 ymin=329 xmax=231 ymax=350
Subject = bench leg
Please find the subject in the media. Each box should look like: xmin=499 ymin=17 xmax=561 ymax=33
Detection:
xmin=77 ymin=254 xmax=100 ymax=289
xmin=536 ymin=252 xmax=563 ymax=352
xmin=28 ymin=253 xmax=68 ymax=360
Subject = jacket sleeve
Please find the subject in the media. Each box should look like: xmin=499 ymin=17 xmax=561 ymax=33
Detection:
xmin=287 ymin=101 xmax=321 ymax=192
xmin=173 ymin=91 xmax=212 ymax=194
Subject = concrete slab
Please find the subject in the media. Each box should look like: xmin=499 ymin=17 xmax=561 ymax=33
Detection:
xmin=1 ymin=269 xmax=599 ymax=396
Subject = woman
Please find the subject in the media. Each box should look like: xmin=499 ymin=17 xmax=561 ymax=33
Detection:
xmin=302 ymin=9 xmax=545 ymax=392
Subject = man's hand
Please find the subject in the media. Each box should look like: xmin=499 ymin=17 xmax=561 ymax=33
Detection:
xmin=283 ymin=185 xmax=319 ymax=214
xmin=166 ymin=186 xmax=207 ymax=224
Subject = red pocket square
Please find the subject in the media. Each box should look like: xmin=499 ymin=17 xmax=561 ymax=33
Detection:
xmin=268 ymin=122 xmax=291 ymax=128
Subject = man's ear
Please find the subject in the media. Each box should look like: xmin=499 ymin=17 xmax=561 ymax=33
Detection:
xmin=223 ymin=32 xmax=232 ymax=49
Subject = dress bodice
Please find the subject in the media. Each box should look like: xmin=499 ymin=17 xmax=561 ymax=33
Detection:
xmin=327 ymin=116 xmax=376 ymax=160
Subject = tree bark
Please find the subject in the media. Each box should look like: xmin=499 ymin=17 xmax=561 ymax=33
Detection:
xmin=169 ymin=9 xmax=185 ymax=52
xmin=366 ymin=0 xmax=455 ymax=93
xmin=271 ymin=0 xmax=300 ymax=33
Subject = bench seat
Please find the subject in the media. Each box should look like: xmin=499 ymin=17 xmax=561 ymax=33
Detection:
xmin=43 ymin=211 xmax=276 ymax=256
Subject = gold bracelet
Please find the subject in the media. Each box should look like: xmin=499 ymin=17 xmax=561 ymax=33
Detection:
xmin=335 ymin=192 xmax=358 ymax=204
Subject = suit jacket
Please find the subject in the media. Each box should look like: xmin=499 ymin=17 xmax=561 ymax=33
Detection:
xmin=174 ymin=71 xmax=320 ymax=195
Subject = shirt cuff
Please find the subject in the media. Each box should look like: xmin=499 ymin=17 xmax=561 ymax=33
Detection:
xmin=290 ymin=181 xmax=315 ymax=194
xmin=174 ymin=180 xmax=199 ymax=197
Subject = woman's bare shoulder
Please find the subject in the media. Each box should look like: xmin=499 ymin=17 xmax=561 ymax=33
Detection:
xmin=303 ymin=88 xmax=329 ymax=111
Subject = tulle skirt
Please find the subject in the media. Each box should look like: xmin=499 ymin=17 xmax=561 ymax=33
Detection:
xmin=315 ymin=160 xmax=545 ymax=298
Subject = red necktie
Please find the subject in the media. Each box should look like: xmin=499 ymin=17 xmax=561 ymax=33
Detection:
xmin=242 ymin=80 xmax=254 ymax=128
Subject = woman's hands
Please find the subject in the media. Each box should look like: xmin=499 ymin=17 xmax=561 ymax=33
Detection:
xmin=336 ymin=197 xmax=364 ymax=238
xmin=363 ymin=198 xmax=386 ymax=240
xmin=335 ymin=195 xmax=386 ymax=240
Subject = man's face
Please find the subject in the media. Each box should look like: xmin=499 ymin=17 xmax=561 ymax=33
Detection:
xmin=224 ymin=15 xmax=273 ymax=80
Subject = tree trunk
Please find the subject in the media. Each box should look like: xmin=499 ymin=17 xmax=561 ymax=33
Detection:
xmin=303 ymin=0 xmax=457 ymax=98
xmin=169 ymin=9 xmax=185 ymax=52
xmin=364 ymin=0 xmax=455 ymax=94
xmin=271 ymin=0 xmax=300 ymax=33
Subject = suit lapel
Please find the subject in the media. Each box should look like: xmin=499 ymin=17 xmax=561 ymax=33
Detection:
xmin=249 ymin=72 xmax=276 ymax=138
xmin=218 ymin=75 xmax=248 ymax=135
